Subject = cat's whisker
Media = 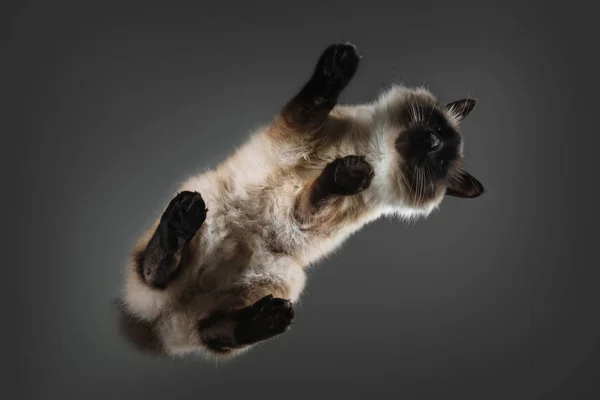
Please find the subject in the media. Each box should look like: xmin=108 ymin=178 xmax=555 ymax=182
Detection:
xmin=417 ymin=166 xmax=424 ymax=202
xmin=401 ymin=71 xmax=412 ymax=87
xmin=426 ymin=103 xmax=435 ymax=125
xmin=391 ymin=67 xmax=405 ymax=87
xmin=427 ymin=164 xmax=435 ymax=195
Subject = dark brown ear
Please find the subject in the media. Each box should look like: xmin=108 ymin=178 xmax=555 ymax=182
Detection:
xmin=444 ymin=99 xmax=476 ymax=124
xmin=446 ymin=170 xmax=484 ymax=198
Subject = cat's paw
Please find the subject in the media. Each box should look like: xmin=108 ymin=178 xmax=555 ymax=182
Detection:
xmin=330 ymin=155 xmax=374 ymax=196
xmin=161 ymin=191 xmax=207 ymax=243
xmin=314 ymin=42 xmax=361 ymax=92
xmin=235 ymin=295 xmax=295 ymax=343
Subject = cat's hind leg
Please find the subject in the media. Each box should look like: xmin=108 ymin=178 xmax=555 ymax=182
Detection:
xmin=135 ymin=191 xmax=207 ymax=289
xmin=198 ymin=294 xmax=294 ymax=355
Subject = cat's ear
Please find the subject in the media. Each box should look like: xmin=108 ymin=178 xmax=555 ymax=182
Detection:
xmin=446 ymin=169 xmax=484 ymax=198
xmin=444 ymin=99 xmax=476 ymax=124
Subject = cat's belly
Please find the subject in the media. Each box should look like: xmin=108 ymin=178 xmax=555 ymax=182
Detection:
xmin=195 ymin=222 xmax=307 ymax=302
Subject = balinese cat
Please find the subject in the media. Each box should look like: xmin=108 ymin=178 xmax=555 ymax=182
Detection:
xmin=118 ymin=42 xmax=485 ymax=360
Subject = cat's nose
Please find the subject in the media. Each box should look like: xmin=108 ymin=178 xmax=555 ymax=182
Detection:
xmin=428 ymin=132 xmax=442 ymax=152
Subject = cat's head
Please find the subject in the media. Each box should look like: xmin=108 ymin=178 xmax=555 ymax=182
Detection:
xmin=377 ymin=85 xmax=484 ymax=213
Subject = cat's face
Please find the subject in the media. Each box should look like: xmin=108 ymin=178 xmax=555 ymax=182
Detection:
xmin=382 ymin=87 xmax=484 ymax=209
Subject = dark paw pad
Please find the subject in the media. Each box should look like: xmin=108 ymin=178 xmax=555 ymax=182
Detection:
xmin=161 ymin=191 xmax=207 ymax=243
xmin=235 ymin=295 xmax=295 ymax=344
xmin=330 ymin=155 xmax=374 ymax=195
xmin=314 ymin=42 xmax=360 ymax=93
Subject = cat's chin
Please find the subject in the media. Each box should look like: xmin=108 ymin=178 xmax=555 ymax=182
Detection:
xmin=396 ymin=182 xmax=446 ymax=208
xmin=394 ymin=204 xmax=440 ymax=221
xmin=385 ymin=191 xmax=445 ymax=221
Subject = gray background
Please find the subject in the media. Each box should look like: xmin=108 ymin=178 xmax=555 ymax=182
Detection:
xmin=7 ymin=0 xmax=600 ymax=399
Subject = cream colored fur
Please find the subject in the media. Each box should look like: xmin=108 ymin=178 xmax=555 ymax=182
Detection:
xmin=122 ymin=84 xmax=466 ymax=359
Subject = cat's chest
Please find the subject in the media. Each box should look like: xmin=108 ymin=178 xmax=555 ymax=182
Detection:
xmin=215 ymin=171 xmax=356 ymax=261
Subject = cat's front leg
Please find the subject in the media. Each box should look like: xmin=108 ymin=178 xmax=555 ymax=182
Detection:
xmin=136 ymin=191 xmax=207 ymax=289
xmin=326 ymin=155 xmax=375 ymax=196
xmin=294 ymin=155 xmax=374 ymax=223
xmin=277 ymin=43 xmax=361 ymax=135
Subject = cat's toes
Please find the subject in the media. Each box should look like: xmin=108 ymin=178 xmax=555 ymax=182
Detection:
xmin=316 ymin=42 xmax=361 ymax=89
xmin=331 ymin=155 xmax=374 ymax=195
xmin=162 ymin=191 xmax=207 ymax=242
xmin=252 ymin=295 xmax=294 ymax=330
xmin=236 ymin=295 xmax=295 ymax=342
xmin=264 ymin=298 xmax=295 ymax=331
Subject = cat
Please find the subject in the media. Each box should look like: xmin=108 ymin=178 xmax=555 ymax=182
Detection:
xmin=118 ymin=42 xmax=485 ymax=360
